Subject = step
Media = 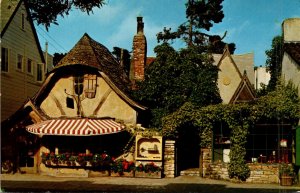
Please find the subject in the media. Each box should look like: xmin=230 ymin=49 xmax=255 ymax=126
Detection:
xmin=180 ymin=168 xmax=200 ymax=176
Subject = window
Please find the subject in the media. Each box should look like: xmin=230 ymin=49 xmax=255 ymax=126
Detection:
xmin=84 ymin=74 xmax=97 ymax=98
xmin=246 ymin=124 xmax=292 ymax=164
xmin=17 ymin=54 xmax=23 ymax=71
xmin=36 ymin=63 xmax=43 ymax=81
xmin=74 ymin=76 xmax=84 ymax=95
xmin=213 ymin=123 xmax=231 ymax=163
xmin=21 ymin=13 xmax=25 ymax=30
xmin=1 ymin=47 xmax=9 ymax=72
xmin=66 ymin=97 xmax=74 ymax=109
xmin=27 ymin=58 xmax=32 ymax=74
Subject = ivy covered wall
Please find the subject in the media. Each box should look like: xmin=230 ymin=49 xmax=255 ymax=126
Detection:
xmin=162 ymin=81 xmax=300 ymax=181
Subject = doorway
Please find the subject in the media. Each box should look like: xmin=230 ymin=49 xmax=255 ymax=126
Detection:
xmin=176 ymin=123 xmax=200 ymax=176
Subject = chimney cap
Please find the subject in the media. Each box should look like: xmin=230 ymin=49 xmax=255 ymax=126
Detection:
xmin=137 ymin=16 xmax=144 ymax=34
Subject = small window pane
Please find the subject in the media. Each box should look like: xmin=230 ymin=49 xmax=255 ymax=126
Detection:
xmin=27 ymin=59 xmax=32 ymax=73
xmin=37 ymin=63 xmax=43 ymax=81
xmin=1 ymin=47 xmax=8 ymax=72
xmin=17 ymin=54 xmax=23 ymax=70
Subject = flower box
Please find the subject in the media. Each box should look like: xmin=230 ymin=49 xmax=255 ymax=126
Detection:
xmin=280 ymin=176 xmax=293 ymax=186
xmin=135 ymin=171 xmax=161 ymax=178
xmin=89 ymin=170 xmax=110 ymax=177
xmin=110 ymin=170 xmax=134 ymax=177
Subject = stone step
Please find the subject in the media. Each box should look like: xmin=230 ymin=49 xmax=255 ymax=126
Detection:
xmin=180 ymin=168 xmax=200 ymax=176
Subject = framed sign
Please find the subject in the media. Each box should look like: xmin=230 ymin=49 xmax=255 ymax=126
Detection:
xmin=135 ymin=134 xmax=163 ymax=160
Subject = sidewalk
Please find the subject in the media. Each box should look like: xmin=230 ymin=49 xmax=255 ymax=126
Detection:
xmin=1 ymin=173 xmax=300 ymax=190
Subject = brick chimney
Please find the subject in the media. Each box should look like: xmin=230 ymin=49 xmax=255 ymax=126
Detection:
xmin=131 ymin=16 xmax=147 ymax=83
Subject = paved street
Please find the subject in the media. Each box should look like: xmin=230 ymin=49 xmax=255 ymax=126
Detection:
xmin=1 ymin=174 xmax=300 ymax=193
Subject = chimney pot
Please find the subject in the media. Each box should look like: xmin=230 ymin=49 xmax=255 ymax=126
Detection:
xmin=137 ymin=16 xmax=144 ymax=34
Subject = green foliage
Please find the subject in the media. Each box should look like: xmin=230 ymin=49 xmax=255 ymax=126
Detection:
xmin=162 ymin=81 xmax=299 ymax=181
xmin=265 ymin=35 xmax=284 ymax=91
xmin=279 ymin=163 xmax=296 ymax=177
xmin=26 ymin=0 xmax=105 ymax=29
xmin=110 ymin=159 xmax=135 ymax=174
xmin=228 ymin=125 xmax=250 ymax=181
xmin=133 ymin=43 xmax=221 ymax=128
xmin=157 ymin=0 xmax=224 ymax=46
xmin=112 ymin=47 xmax=131 ymax=77
xmin=53 ymin=52 xmax=66 ymax=66
xmin=156 ymin=0 xmax=235 ymax=52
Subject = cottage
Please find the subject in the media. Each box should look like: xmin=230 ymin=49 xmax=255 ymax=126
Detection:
xmin=1 ymin=33 xmax=146 ymax=176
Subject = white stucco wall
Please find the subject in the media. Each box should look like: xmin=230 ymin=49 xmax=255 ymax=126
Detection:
xmin=218 ymin=56 xmax=241 ymax=104
xmin=283 ymin=18 xmax=300 ymax=42
xmin=254 ymin=67 xmax=270 ymax=90
xmin=282 ymin=53 xmax=300 ymax=97
xmin=40 ymin=75 xmax=137 ymax=124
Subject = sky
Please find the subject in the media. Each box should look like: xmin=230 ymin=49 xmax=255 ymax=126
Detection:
xmin=35 ymin=0 xmax=300 ymax=67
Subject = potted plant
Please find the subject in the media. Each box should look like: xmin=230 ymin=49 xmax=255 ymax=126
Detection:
xmin=279 ymin=163 xmax=295 ymax=186
xmin=110 ymin=159 xmax=135 ymax=177
xmin=135 ymin=162 xmax=162 ymax=178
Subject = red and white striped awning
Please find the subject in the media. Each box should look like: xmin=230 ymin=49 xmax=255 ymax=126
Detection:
xmin=26 ymin=119 xmax=125 ymax=136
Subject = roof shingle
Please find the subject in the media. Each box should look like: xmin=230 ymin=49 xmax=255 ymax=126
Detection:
xmin=55 ymin=33 xmax=130 ymax=91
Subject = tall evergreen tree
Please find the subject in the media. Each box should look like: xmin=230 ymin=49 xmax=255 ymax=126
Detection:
xmin=134 ymin=0 xmax=225 ymax=128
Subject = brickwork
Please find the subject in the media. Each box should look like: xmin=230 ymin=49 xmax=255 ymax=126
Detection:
xmin=201 ymin=148 xmax=212 ymax=177
xmin=131 ymin=17 xmax=147 ymax=82
xmin=163 ymin=140 xmax=176 ymax=178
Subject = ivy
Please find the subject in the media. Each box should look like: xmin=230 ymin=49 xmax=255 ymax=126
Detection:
xmin=162 ymin=81 xmax=299 ymax=181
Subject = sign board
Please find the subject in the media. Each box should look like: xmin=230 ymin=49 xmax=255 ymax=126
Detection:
xmin=135 ymin=134 xmax=163 ymax=161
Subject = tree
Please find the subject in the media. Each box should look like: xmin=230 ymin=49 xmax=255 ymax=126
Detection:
xmin=26 ymin=0 xmax=105 ymax=29
xmin=112 ymin=47 xmax=131 ymax=77
xmin=265 ymin=35 xmax=284 ymax=91
xmin=156 ymin=0 xmax=235 ymax=53
xmin=133 ymin=0 xmax=225 ymax=128
xmin=53 ymin=52 xmax=66 ymax=66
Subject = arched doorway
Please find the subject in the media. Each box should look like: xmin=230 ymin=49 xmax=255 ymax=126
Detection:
xmin=176 ymin=123 xmax=200 ymax=176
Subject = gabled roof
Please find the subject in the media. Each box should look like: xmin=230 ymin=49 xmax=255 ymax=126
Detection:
xmin=284 ymin=43 xmax=300 ymax=65
xmin=1 ymin=0 xmax=45 ymax=63
xmin=54 ymin=33 xmax=130 ymax=91
xmin=213 ymin=46 xmax=255 ymax=85
xmin=1 ymin=0 xmax=20 ymax=33
xmin=230 ymin=72 xmax=256 ymax=104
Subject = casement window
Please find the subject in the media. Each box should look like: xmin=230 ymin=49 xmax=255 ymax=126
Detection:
xmin=27 ymin=58 xmax=32 ymax=74
xmin=1 ymin=47 xmax=9 ymax=72
xmin=84 ymin=74 xmax=97 ymax=98
xmin=16 ymin=54 xmax=23 ymax=71
xmin=74 ymin=76 xmax=84 ymax=95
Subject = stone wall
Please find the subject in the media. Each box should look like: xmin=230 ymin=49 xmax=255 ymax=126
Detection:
xmin=163 ymin=140 xmax=175 ymax=178
xmin=203 ymin=161 xmax=280 ymax=184
xmin=247 ymin=164 xmax=279 ymax=183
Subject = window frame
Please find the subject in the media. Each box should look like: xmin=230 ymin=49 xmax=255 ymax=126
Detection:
xmin=27 ymin=58 xmax=33 ymax=75
xmin=36 ymin=63 xmax=44 ymax=82
xmin=1 ymin=47 xmax=9 ymax=72
xmin=16 ymin=53 xmax=24 ymax=71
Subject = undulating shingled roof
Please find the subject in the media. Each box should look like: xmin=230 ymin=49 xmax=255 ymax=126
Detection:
xmin=284 ymin=43 xmax=300 ymax=65
xmin=55 ymin=33 xmax=130 ymax=91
